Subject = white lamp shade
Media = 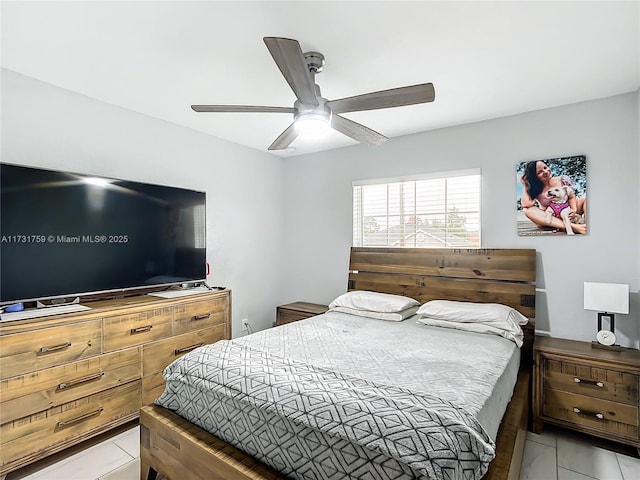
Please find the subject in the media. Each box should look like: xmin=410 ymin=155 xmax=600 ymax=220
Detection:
xmin=584 ymin=282 xmax=629 ymax=314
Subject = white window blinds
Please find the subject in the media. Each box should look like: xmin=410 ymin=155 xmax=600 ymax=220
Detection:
xmin=353 ymin=170 xmax=481 ymax=248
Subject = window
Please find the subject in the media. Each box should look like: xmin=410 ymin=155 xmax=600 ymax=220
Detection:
xmin=353 ymin=170 xmax=481 ymax=248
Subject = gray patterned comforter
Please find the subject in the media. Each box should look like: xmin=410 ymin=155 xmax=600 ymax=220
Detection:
xmin=156 ymin=312 xmax=520 ymax=480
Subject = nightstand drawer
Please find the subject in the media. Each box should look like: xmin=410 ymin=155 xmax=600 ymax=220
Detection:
xmin=544 ymin=358 xmax=638 ymax=405
xmin=276 ymin=302 xmax=329 ymax=326
xmin=277 ymin=310 xmax=313 ymax=325
xmin=543 ymin=389 xmax=638 ymax=438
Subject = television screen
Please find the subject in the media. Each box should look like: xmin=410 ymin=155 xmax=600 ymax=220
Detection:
xmin=1 ymin=163 xmax=206 ymax=305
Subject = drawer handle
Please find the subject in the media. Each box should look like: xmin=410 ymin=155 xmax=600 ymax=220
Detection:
xmin=56 ymin=407 xmax=104 ymax=429
xmin=573 ymin=407 xmax=604 ymax=420
xmin=130 ymin=325 xmax=153 ymax=334
xmin=574 ymin=377 xmax=604 ymax=388
xmin=193 ymin=313 xmax=211 ymax=321
xmin=40 ymin=342 xmax=72 ymax=353
xmin=58 ymin=371 xmax=105 ymax=390
xmin=174 ymin=343 xmax=204 ymax=355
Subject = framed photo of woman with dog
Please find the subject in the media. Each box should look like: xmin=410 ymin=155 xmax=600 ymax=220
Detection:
xmin=517 ymin=155 xmax=587 ymax=236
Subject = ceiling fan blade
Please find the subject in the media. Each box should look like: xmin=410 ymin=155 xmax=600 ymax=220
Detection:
xmin=268 ymin=123 xmax=299 ymax=151
xmin=331 ymin=114 xmax=388 ymax=147
xmin=263 ymin=37 xmax=318 ymax=106
xmin=328 ymin=83 xmax=435 ymax=114
xmin=192 ymin=105 xmax=295 ymax=114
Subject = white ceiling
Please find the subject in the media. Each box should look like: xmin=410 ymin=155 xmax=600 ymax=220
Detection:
xmin=2 ymin=1 xmax=638 ymax=157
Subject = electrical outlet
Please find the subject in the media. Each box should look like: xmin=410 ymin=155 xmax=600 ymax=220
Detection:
xmin=241 ymin=318 xmax=250 ymax=331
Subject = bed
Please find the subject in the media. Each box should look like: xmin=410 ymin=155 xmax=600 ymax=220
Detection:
xmin=140 ymin=247 xmax=536 ymax=480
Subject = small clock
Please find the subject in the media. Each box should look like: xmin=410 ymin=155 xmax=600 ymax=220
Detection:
xmin=596 ymin=329 xmax=616 ymax=346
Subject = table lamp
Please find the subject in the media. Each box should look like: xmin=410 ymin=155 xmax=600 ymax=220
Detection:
xmin=584 ymin=282 xmax=629 ymax=349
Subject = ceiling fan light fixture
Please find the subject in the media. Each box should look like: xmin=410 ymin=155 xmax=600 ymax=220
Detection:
xmin=294 ymin=111 xmax=331 ymax=137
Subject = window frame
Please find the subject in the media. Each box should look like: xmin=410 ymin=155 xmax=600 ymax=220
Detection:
xmin=352 ymin=169 xmax=481 ymax=249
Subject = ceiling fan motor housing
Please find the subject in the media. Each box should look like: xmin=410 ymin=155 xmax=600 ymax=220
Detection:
xmin=303 ymin=51 xmax=325 ymax=73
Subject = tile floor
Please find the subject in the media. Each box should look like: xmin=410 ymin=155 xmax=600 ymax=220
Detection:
xmin=7 ymin=422 xmax=640 ymax=480
xmin=521 ymin=426 xmax=639 ymax=480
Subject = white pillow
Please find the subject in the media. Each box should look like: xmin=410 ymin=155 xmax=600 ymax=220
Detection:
xmin=329 ymin=290 xmax=420 ymax=313
xmin=415 ymin=300 xmax=527 ymax=347
xmin=416 ymin=300 xmax=529 ymax=325
xmin=331 ymin=305 xmax=420 ymax=322
xmin=416 ymin=317 xmax=524 ymax=347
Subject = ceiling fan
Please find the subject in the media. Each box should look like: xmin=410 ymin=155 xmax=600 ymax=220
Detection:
xmin=191 ymin=37 xmax=435 ymax=151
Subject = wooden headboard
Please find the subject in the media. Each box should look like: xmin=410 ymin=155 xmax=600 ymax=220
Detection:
xmin=347 ymin=247 xmax=537 ymax=367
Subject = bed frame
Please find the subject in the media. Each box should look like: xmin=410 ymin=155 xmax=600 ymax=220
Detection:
xmin=140 ymin=247 xmax=536 ymax=480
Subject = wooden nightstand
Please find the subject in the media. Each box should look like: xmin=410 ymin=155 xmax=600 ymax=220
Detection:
xmin=533 ymin=336 xmax=640 ymax=454
xmin=276 ymin=302 xmax=329 ymax=326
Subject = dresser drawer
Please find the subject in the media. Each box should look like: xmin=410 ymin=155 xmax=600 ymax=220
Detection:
xmin=141 ymin=325 xmax=225 ymax=405
xmin=0 ymin=380 xmax=141 ymax=467
xmin=543 ymin=389 xmax=638 ymax=439
xmin=103 ymin=307 xmax=173 ymax=352
xmin=0 ymin=347 xmax=141 ymax=424
xmin=142 ymin=325 xmax=225 ymax=376
xmin=173 ymin=297 xmax=228 ymax=335
xmin=0 ymin=320 xmax=102 ymax=379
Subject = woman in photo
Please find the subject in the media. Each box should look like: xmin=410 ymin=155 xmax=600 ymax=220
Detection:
xmin=520 ymin=159 xmax=587 ymax=235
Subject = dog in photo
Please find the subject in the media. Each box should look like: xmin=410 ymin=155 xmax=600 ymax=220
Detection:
xmin=545 ymin=185 xmax=575 ymax=235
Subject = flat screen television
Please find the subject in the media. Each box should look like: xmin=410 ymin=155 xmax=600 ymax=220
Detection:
xmin=1 ymin=163 xmax=206 ymax=305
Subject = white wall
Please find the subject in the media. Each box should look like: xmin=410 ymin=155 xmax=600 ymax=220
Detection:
xmin=1 ymin=69 xmax=285 ymax=336
xmin=3 ymin=69 xmax=638 ymax=347
xmin=281 ymin=92 xmax=640 ymax=348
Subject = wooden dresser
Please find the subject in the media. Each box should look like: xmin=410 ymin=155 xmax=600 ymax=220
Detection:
xmin=0 ymin=289 xmax=231 ymax=479
xmin=533 ymin=335 xmax=640 ymax=454
xmin=275 ymin=301 xmax=329 ymax=326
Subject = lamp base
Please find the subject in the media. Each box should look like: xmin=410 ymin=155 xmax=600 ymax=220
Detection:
xmin=591 ymin=341 xmax=626 ymax=352
xmin=597 ymin=312 xmax=615 ymax=332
